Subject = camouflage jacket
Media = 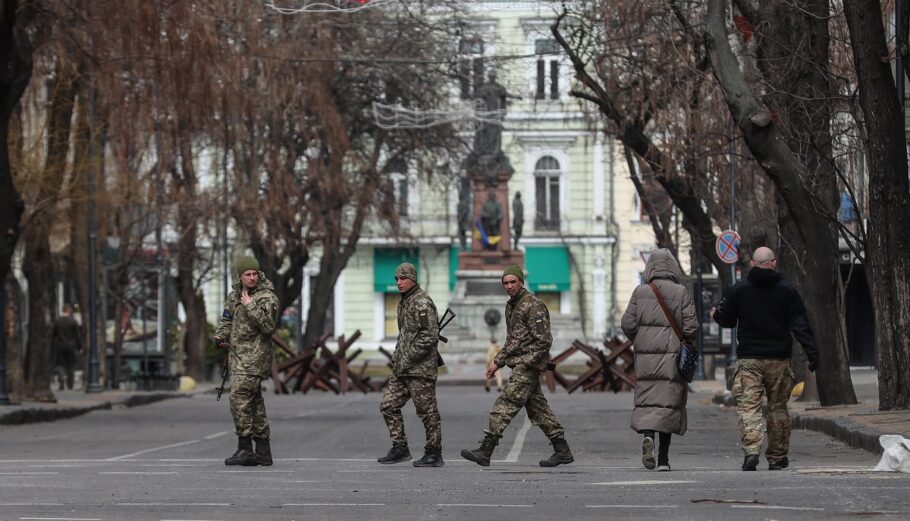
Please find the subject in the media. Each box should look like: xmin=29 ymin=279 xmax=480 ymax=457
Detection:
xmin=214 ymin=272 xmax=279 ymax=377
xmin=392 ymin=285 xmax=440 ymax=380
xmin=495 ymin=288 xmax=552 ymax=371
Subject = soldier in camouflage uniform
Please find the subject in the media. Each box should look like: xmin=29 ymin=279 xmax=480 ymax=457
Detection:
xmin=213 ymin=256 xmax=279 ymax=467
xmin=461 ymin=265 xmax=573 ymax=467
xmin=378 ymin=262 xmax=444 ymax=467
xmin=713 ymin=247 xmax=819 ymax=471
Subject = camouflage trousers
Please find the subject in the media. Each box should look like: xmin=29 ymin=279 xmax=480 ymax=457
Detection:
xmin=732 ymin=358 xmax=794 ymax=462
xmin=229 ymin=373 xmax=270 ymax=440
xmin=487 ymin=365 xmax=565 ymax=440
xmin=380 ymin=375 xmax=442 ymax=452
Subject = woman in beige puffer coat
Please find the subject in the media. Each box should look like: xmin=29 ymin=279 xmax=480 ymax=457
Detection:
xmin=621 ymin=249 xmax=697 ymax=471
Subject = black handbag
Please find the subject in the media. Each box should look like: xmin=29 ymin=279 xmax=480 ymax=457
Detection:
xmin=649 ymin=282 xmax=698 ymax=383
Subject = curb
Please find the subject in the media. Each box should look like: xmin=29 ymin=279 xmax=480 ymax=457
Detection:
xmin=0 ymin=402 xmax=113 ymax=426
xmin=791 ymin=411 xmax=883 ymax=455
xmin=0 ymin=392 xmax=190 ymax=426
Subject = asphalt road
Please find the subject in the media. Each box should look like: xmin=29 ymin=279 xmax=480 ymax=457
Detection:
xmin=0 ymin=386 xmax=906 ymax=521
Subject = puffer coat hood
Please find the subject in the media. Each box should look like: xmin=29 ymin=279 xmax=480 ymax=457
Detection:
xmin=643 ymin=248 xmax=683 ymax=284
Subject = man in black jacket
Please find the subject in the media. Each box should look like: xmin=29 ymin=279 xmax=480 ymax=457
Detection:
xmin=712 ymin=247 xmax=819 ymax=472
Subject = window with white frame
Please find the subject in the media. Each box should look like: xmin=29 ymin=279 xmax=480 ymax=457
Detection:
xmin=388 ymin=157 xmax=409 ymax=217
xmin=534 ymin=38 xmax=560 ymax=100
xmin=534 ymin=156 xmax=561 ymax=230
xmin=458 ymin=36 xmax=485 ymax=100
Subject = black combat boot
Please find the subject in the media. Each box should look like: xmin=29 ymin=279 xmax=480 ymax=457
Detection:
xmin=225 ymin=436 xmax=257 ymax=466
xmin=377 ymin=444 xmax=411 ymax=464
xmin=254 ymin=438 xmax=272 ymax=466
xmin=742 ymin=454 xmax=759 ymax=471
xmin=768 ymin=456 xmax=789 ymax=470
xmin=656 ymin=432 xmax=671 ymax=472
xmin=413 ymin=449 xmax=444 ymax=467
xmin=540 ymin=437 xmax=574 ymax=467
xmin=461 ymin=434 xmax=499 ymax=467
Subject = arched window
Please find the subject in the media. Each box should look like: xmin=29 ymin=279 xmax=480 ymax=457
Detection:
xmin=535 ymin=156 xmax=560 ymax=230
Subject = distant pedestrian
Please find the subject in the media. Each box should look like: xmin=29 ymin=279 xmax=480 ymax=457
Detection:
xmin=213 ymin=256 xmax=279 ymax=467
xmin=52 ymin=303 xmax=83 ymax=391
xmin=484 ymin=338 xmax=503 ymax=392
xmin=621 ymin=249 xmax=696 ymax=472
xmin=378 ymin=262 xmax=444 ymax=467
xmin=712 ymin=247 xmax=819 ymax=471
xmin=461 ymin=265 xmax=573 ymax=467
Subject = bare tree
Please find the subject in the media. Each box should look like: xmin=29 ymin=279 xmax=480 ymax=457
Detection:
xmin=706 ymin=0 xmax=857 ymax=405
xmin=842 ymin=1 xmax=910 ymax=410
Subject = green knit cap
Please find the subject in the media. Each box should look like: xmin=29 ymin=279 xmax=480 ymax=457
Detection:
xmin=235 ymin=255 xmax=260 ymax=277
xmin=394 ymin=262 xmax=418 ymax=282
xmin=502 ymin=265 xmax=524 ymax=282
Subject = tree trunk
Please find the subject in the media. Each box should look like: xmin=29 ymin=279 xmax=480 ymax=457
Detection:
xmin=706 ymin=0 xmax=856 ymax=405
xmin=301 ymin=247 xmax=345 ymax=350
xmin=23 ymin=230 xmax=55 ymax=400
xmin=23 ymin=64 xmax=77 ymax=400
xmin=3 ymin=273 xmax=24 ymax=403
xmin=0 ymin=0 xmax=32 ymax=287
xmin=172 ymin=127 xmax=206 ymax=381
xmin=843 ymin=0 xmax=910 ymax=410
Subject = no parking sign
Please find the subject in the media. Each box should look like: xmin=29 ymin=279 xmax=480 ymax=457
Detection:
xmin=716 ymin=230 xmax=740 ymax=264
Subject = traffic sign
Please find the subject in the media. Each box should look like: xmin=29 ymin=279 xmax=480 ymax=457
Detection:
xmin=716 ymin=230 xmax=741 ymax=264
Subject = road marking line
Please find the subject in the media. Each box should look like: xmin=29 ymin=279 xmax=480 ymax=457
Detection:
xmin=437 ymin=504 xmax=533 ymax=508
xmin=160 ymin=519 xmax=227 ymax=521
xmin=99 ymin=471 xmax=179 ymax=475
xmin=292 ymin=396 xmax=364 ymax=418
xmin=0 ymin=504 xmax=63 ymax=506
xmin=0 ymin=472 xmax=59 ymax=475
xmin=203 ymin=431 xmax=230 ymax=440
xmin=504 ymin=413 xmax=531 ymax=463
xmin=591 ymin=480 xmax=698 ymax=485
xmin=19 ymin=518 xmax=101 ymax=521
xmin=730 ymin=505 xmax=825 ymax=511
xmin=586 ymin=505 xmax=679 ymax=508
xmin=217 ymin=470 xmax=293 ymax=474
xmin=106 ymin=440 xmax=201 ymax=461
xmin=139 ymin=464 xmax=206 ymax=467
xmin=117 ymin=503 xmax=231 ymax=507
xmin=283 ymin=503 xmax=385 ymax=507
xmin=336 ymin=469 xmax=410 ymax=473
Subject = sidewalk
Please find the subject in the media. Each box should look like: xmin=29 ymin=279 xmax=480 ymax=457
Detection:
xmin=0 ymin=387 xmax=197 ymax=426
xmin=711 ymin=367 xmax=909 ymax=454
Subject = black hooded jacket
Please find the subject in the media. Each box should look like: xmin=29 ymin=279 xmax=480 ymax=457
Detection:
xmin=712 ymin=267 xmax=819 ymax=362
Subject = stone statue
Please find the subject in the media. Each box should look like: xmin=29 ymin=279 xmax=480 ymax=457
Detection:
xmin=480 ymin=192 xmax=502 ymax=250
xmin=468 ymin=71 xmax=518 ymax=188
xmin=512 ymin=191 xmax=523 ymax=250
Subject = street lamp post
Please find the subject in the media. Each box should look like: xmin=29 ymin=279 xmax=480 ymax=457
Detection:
xmin=86 ymin=90 xmax=102 ymax=393
xmin=694 ymin=245 xmax=707 ymax=380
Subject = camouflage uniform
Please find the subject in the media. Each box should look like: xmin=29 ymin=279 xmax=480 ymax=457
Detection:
xmin=486 ymin=288 xmax=564 ymax=440
xmin=731 ymin=358 xmax=794 ymax=462
xmin=214 ymin=272 xmax=279 ymax=440
xmin=380 ymin=275 xmax=442 ymax=452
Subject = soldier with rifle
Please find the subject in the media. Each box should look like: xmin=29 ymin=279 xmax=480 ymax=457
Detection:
xmin=378 ymin=262 xmax=447 ymax=467
xmin=213 ymin=256 xmax=279 ymax=467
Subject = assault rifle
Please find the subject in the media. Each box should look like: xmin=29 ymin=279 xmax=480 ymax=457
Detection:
xmin=436 ymin=308 xmax=456 ymax=367
xmin=211 ymin=337 xmax=229 ymax=401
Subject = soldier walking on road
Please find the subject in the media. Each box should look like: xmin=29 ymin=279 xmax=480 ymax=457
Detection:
xmin=712 ymin=247 xmax=819 ymax=471
xmin=461 ymin=265 xmax=573 ymax=467
xmin=378 ymin=262 xmax=445 ymax=467
xmin=213 ymin=256 xmax=279 ymax=467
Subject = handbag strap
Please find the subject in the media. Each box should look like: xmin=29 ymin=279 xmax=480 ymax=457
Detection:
xmin=649 ymin=282 xmax=684 ymax=342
